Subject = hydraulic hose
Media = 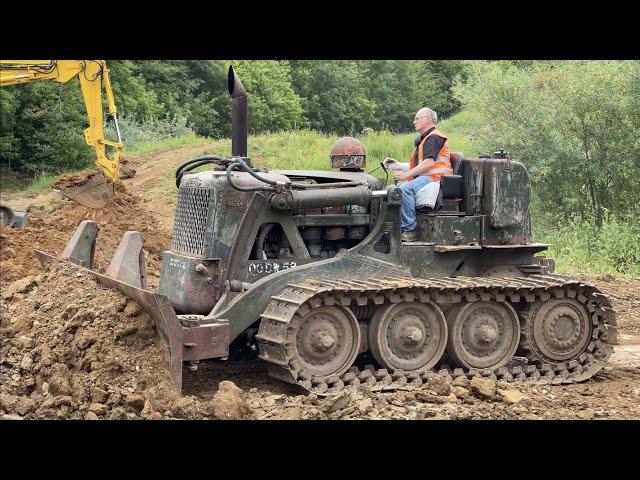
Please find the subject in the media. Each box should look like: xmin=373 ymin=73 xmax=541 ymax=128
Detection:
xmin=175 ymin=156 xmax=225 ymax=188
xmin=226 ymin=161 xmax=277 ymax=192
xmin=233 ymin=158 xmax=280 ymax=186
xmin=253 ymin=223 xmax=275 ymax=259
xmin=225 ymin=157 xmax=371 ymax=194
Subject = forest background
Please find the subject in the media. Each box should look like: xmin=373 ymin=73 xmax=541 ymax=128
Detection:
xmin=1 ymin=60 xmax=638 ymax=275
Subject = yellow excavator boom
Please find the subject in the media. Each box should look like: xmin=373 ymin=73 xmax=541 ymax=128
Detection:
xmin=0 ymin=60 xmax=122 ymax=182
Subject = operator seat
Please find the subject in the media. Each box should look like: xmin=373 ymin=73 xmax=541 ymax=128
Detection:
xmin=416 ymin=151 xmax=465 ymax=213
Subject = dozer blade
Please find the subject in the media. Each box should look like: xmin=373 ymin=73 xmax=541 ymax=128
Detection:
xmin=35 ymin=247 xmax=185 ymax=393
xmin=35 ymin=221 xmax=231 ymax=394
xmin=57 ymin=173 xmax=115 ymax=209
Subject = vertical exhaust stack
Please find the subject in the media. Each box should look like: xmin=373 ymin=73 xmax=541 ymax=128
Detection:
xmin=228 ymin=66 xmax=248 ymax=157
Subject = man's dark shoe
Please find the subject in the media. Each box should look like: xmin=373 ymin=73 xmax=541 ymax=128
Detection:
xmin=401 ymin=229 xmax=418 ymax=242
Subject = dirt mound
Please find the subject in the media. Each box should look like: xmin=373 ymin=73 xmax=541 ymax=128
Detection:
xmin=0 ymin=179 xmax=171 ymax=289
xmin=0 ymin=261 xmax=253 ymax=420
xmin=1 ymin=261 xmax=639 ymax=420
xmin=51 ymin=169 xmax=102 ymax=191
xmin=50 ymin=166 xmax=136 ymax=188
xmin=118 ymin=159 xmax=136 ymax=180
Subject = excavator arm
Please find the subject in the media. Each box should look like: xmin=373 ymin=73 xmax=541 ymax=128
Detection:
xmin=0 ymin=60 xmax=123 ymax=207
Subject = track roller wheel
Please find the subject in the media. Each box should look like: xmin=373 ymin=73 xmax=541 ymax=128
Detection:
xmin=521 ymin=298 xmax=592 ymax=363
xmin=446 ymin=301 xmax=520 ymax=369
xmin=293 ymin=305 xmax=361 ymax=378
xmin=368 ymin=301 xmax=447 ymax=372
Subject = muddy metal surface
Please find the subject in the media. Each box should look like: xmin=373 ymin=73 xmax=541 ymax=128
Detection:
xmin=1 ymin=144 xmax=638 ymax=420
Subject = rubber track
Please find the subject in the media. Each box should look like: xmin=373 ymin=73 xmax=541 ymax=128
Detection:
xmin=255 ymin=274 xmax=617 ymax=395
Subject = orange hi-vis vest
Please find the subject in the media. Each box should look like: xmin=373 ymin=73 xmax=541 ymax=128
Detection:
xmin=408 ymin=128 xmax=452 ymax=181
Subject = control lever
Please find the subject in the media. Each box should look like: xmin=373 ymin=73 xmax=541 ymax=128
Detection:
xmin=381 ymin=158 xmax=399 ymax=186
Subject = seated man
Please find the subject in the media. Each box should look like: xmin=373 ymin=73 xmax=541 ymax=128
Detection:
xmin=385 ymin=107 xmax=452 ymax=242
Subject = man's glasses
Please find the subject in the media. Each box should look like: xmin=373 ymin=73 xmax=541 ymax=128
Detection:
xmin=414 ymin=115 xmax=429 ymax=121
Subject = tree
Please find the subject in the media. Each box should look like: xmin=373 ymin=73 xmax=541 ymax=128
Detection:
xmin=455 ymin=60 xmax=640 ymax=227
xmin=231 ymin=61 xmax=304 ymax=133
xmin=411 ymin=61 xmax=468 ymax=119
xmin=290 ymin=60 xmax=374 ymax=134
xmin=0 ymin=88 xmax=21 ymax=171
xmin=108 ymin=61 xmax=163 ymax=122
xmin=359 ymin=61 xmax=421 ymax=132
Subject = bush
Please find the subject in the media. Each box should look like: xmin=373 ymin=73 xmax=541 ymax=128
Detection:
xmin=454 ymin=60 xmax=640 ymax=228
xmin=536 ymin=220 xmax=640 ymax=277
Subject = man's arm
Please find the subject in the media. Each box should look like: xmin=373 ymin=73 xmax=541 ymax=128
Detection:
xmin=384 ymin=158 xmax=409 ymax=171
xmin=407 ymin=158 xmax=435 ymax=177
xmin=406 ymin=135 xmax=444 ymax=177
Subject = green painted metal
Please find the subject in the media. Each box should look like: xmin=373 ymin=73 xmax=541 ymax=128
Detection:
xmin=418 ymin=215 xmax=481 ymax=245
xmin=92 ymin=153 xmax=552 ymax=371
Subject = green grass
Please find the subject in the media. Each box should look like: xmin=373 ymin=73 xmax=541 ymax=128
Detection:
xmin=535 ymin=221 xmax=640 ymax=279
xmin=23 ymin=171 xmax=80 ymax=196
xmin=438 ymin=109 xmax=485 ymax=157
xmin=203 ymin=112 xmax=485 ymax=175
xmin=124 ymin=134 xmax=213 ymax=157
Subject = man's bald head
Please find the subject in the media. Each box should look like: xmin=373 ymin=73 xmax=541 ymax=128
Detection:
xmin=417 ymin=108 xmax=437 ymax=123
xmin=413 ymin=107 xmax=437 ymax=133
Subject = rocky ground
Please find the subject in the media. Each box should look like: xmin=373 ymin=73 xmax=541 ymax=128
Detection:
xmin=1 ymin=143 xmax=638 ymax=420
xmin=1 ymin=261 xmax=638 ymax=420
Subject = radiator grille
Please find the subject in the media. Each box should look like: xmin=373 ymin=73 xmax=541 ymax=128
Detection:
xmin=171 ymin=188 xmax=211 ymax=256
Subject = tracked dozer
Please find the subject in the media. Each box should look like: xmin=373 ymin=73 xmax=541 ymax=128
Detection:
xmin=37 ymin=67 xmax=617 ymax=395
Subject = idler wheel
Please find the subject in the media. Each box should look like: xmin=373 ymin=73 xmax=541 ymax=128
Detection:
xmin=294 ymin=306 xmax=360 ymax=378
xmin=368 ymin=301 xmax=447 ymax=372
xmin=446 ymin=301 xmax=520 ymax=369
xmin=524 ymin=298 xmax=592 ymax=363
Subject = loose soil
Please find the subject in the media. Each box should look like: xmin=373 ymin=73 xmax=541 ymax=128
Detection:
xmin=2 ymin=261 xmax=638 ymax=420
xmin=1 ymin=142 xmax=638 ymax=420
xmin=0 ymin=262 xmax=249 ymax=420
xmin=51 ymin=169 xmax=102 ymax=191
xmin=1 ymin=180 xmax=171 ymax=290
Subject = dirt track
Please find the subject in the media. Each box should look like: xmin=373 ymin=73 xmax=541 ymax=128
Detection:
xmin=1 ymin=144 xmax=639 ymax=420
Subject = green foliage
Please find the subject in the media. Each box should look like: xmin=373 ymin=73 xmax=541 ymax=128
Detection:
xmin=107 ymin=61 xmax=164 ymax=121
xmin=0 ymin=88 xmax=21 ymax=165
xmin=537 ymin=220 xmax=640 ymax=277
xmin=454 ymin=60 xmax=640 ymax=227
xmin=0 ymin=81 xmax=95 ymax=176
xmin=24 ymin=172 xmax=60 ymax=196
xmin=106 ymin=114 xmax=193 ymax=146
xmin=1 ymin=60 xmax=466 ymax=181
xmin=437 ymin=109 xmax=485 ymax=157
xmin=357 ymin=61 xmax=419 ymax=132
xmin=290 ymin=60 xmax=376 ymax=134
xmin=287 ymin=61 xmax=467 ymax=134
xmin=232 ymin=61 xmax=304 ymax=133
xmin=411 ymin=61 xmax=468 ymax=119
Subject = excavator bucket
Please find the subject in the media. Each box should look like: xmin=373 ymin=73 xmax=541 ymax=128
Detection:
xmin=34 ymin=220 xmax=187 ymax=392
xmin=57 ymin=173 xmax=115 ymax=209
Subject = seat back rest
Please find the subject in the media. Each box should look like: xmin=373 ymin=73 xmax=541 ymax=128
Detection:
xmin=449 ymin=151 xmax=465 ymax=176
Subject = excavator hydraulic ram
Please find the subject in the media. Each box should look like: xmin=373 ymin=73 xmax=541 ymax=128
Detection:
xmin=0 ymin=60 xmax=123 ymax=208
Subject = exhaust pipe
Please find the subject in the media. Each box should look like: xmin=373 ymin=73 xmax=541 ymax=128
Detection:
xmin=228 ymin=66 xmax=248 ymax=157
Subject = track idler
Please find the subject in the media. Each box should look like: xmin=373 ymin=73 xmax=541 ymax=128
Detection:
xmin=34 ymin=220 xmax=230 ymax=394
